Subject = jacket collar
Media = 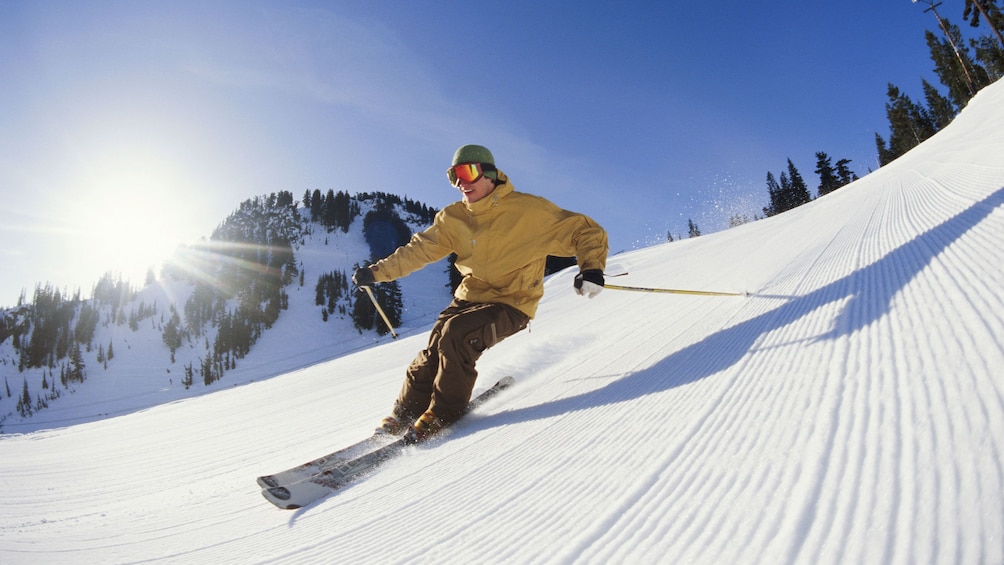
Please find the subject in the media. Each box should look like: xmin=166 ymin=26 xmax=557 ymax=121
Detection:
xmin=465 ymin=169 xmax=513 ymax=214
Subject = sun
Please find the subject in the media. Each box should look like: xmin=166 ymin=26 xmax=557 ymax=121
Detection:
xmin=74 ymin=190 xmax=185 ymax=290
xmin=91 ymin=199 xmax=182 ymax=286
xmin=59 ymin=147 xmax=199 ymax=293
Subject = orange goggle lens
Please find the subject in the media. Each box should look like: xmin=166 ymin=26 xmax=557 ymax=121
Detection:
xmin=447 ymin=163 xmax=484 ymax=185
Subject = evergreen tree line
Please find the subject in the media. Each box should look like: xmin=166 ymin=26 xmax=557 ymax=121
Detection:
xmin=180 ymin=190 xmax=428 ymax=361
xmin=755 ymin=1 xmax=1002 ymax=222
xmin=303 ymin=188 xmax=360 ymax=233
xmin=877 ymin=0 xmax=1003 ymax=165
xmin=0 ymin=279 xmax=134 ymax=424
xmin=357 ymin=191 xmax=438 ymax=226
xmin=7 ymin=351 xmax=80 ymax=418
xmin=667 ymin=220 xmax=703 ymax=242
xmin=167 ymin=190 xmax=303 ymax=386
xmin=0 ymin=188 xmax=442 ymax=424
xmin=761 ymin=153 xmax=859 ymax=218
xmin=316 ymin=270 xmax=351 ymax=321
xmin=2 ymin=284 xmax=111 ymax=372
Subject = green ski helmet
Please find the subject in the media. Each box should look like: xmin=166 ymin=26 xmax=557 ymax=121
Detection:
xmin=451 ymin=144 xmax=498 ymax=180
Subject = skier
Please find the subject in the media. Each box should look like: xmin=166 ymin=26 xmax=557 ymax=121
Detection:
xmin=353 ymin=144 xmax=608 ymax=441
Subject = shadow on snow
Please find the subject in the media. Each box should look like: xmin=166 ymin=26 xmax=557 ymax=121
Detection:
xmin=498 ymin=185 xmax=1004 ymax=425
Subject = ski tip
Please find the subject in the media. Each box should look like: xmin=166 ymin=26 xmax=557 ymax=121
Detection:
xmin=267 ymin=486 xmax=292 ymax=501
xmin=257 ymin=475 xmax=279 ymax=489
xmin=262 ymin=486 xmax=304 ymax=509
xmin=498 ymin=375 xmax=515 ymax=387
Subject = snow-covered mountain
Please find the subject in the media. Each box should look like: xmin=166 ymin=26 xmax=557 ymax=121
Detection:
xmin=2 ymin=79 xmax=1003 ymax=563
xmin=0 ymin=192 xmax=452 ymax=432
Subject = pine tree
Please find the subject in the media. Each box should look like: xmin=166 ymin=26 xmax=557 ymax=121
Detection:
xmin=964 ymin=0 xmax=1004 ymax=49
xmin=310 ymin=189 xmax=323 ymax=221
xmin=447 ymin=254 xmax=463 ymax=294
xmin=922 ymin=79 xmax=957 ymax=130
xmin=785 ymin=159 xmax=812 ymax=208
xmin=162 ymin=310 xmax=183 ymax=363
xmin=971 ymin=34 xmax=1004 ymax=79
xmin=876 ymin=84 xmax=938 ymax=166
xmin=728 ymin=214 xmax=750 ymax=228
xmin=34 ymin=392 xmax=48 ymax=412
xmin=835 ymin=159 xmax=857 ymax=186
xmin=925 ymin=24 xmax=991 ymax=108
xmin=322 ymin=189 xmax=338 ymax=231
xmin=315 ymin=278 xmax=326 ymax=307
xmin=687 ymin=219 xmax=701 ymax=238
xmin=815 ymin=152 xmax=841 ymax=197
xmin=965 ymin=0 xmax=1004 ymax=78
xmin=17 ymin=379 xmax=32 ymax=417
xmin=763 ymin=172 xmax=782 ymax=217
xmin=67 ymin=344 xmax=85 ymax=383
xmin=331 ymin=191 xmax=354 ymax=232
xmin=764 ymin=160 xmax=812 ymax=215
xmin=351 ymin=292 xmax=374 ymax=333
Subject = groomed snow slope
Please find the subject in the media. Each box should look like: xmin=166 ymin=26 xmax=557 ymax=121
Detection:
xmin=2 ymin=79 xmax=1004 ymax=564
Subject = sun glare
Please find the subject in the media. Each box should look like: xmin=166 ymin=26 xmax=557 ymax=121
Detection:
xmin=61 ymin=147 xmax=199 ymax=293
xmin=87 ymin=202 xmax=181 ymax=287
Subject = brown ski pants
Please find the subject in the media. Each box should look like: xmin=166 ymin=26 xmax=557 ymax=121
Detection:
xmin=396 ymin=299 xmax=529 ymax=425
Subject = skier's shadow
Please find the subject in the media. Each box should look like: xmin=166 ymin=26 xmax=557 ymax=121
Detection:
xmin=488 ymin=185 xmax=1004 ymax=428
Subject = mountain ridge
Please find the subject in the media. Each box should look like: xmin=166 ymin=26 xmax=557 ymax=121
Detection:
xmin=0 ymin=190 xmax=451 ymax=432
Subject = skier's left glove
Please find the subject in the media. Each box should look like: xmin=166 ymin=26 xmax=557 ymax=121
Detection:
xmin=574 ymin=269 xmax=604 ymax=299
xmin=352 ymin=267 xmax=375 ymax=287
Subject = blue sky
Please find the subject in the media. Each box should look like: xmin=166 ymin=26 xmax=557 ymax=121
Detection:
xmin=0 ymin=0 xmax=953 ymax=307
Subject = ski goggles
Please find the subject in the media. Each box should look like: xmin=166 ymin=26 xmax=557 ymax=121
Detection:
xmin=447 ymin=162 xmax=495 ymax=186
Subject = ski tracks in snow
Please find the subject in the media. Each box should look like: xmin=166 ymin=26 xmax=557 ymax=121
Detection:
xmin=2 ymin=82 xmax=1004 ymax=565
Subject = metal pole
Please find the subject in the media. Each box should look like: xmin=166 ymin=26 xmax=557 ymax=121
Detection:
xmin=605 ymin=283 xmax=748 ymax=297
xmin=361 ymin=286 xmax=398 ymax=338
xmin=916 ymin=0 xmax=978 ymax=97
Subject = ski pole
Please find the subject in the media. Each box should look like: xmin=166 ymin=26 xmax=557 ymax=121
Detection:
xmin=361 ymin=285 xmax=398 ymax=338
xmin=605 ymin=283 xmax=748 ymax=297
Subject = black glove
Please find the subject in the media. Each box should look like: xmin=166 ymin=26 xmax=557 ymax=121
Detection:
xmin=574 ymin=269 xmax=604 ymax=298
xmin=352 ymin=267 xmax=375 ymax=286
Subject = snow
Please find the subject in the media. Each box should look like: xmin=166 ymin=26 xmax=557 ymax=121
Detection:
xmin=2 ymin=79 xmax=1004 ymax=563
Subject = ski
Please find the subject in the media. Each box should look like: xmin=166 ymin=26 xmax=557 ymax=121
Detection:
xmin=261 ymin=435 xmax=411 ymax=509
xmin=256 ymin=432 xmax=401 ymax=489
xmin=260 ymin=376 xmax=515 ymax=509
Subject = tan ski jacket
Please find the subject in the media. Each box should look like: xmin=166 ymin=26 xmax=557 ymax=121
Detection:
xmin=369 ymin=170 xmax=608 ymax=318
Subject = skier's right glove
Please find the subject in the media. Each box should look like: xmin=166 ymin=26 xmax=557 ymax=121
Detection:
xmin=574 ymin=269 xmax=605 ymax=299
xmin=352 ymin=267 xmax=375 ymax=287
